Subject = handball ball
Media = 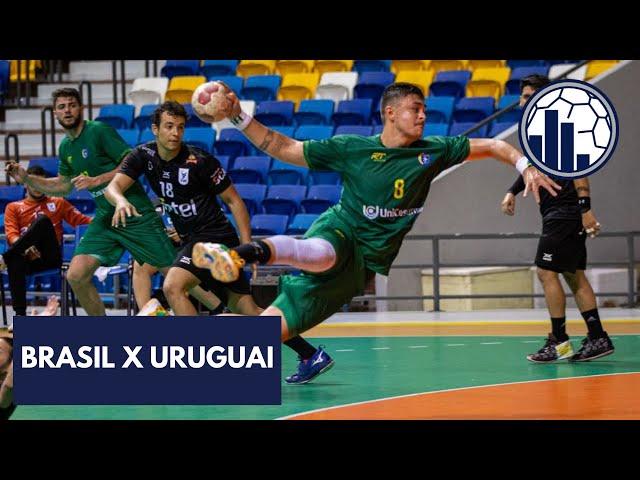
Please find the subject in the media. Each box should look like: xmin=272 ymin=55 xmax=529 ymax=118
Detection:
xmin=191 ymin=81 xmax=232 ymax=123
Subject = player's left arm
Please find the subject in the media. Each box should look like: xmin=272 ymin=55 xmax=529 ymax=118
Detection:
xmin=219 ymin=184 xmax=252 ymax=244
xmin=466 ymin=138 xmax=562 ymax=204
xmin=574 ymin=177 xmax=600 ymax=238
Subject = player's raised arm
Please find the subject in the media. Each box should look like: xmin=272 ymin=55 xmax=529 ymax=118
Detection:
xmin=466 ymin=138 xmax=562 ymax=205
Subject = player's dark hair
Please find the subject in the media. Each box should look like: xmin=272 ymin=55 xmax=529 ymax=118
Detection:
xmin=52 ymin=87 xmax=82 ymax=107
xmin=520 ymin=74 xmax=550 ymax=93
xmin=380 ymin=82 xmax=425 ymax=122
xmin=151 ymin=101 xmax=188 ymax=127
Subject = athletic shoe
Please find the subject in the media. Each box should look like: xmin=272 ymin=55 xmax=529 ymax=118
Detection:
xmin=285 ymin=346 xmax=335 ymax=385
xmin=526 ymin=333 xmax=574 ymax=363
xmin=192 ymin=242 xmax=245 ymax=283
xmin=570 ymin=332 xmax=615 ymax=362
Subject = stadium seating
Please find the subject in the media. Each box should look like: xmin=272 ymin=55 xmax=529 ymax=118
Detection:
xmin=161 ymin=60 xmax=201 ymax=79
xmin=293 ymin=99 xmax=334 ymax=125
xmin=276 ymin=60 xmax=315 ymax=76
xmin=278 ymin=72 xmax=321 ymax=108
xmin=314 ymin=60 xmax=354 ymax=75
xmin=332 ymin=98 xmax=373 ymax=126
xmin=301 ymin=185 xmax=342 ymax=214
xmin=429 ymin=70 xmax=472 ymax=98
xmin=286 ymin=213 xmax=320 ymax=235
xmin=95 ymin=104 xmax=135 ymax=129
xmin=466 ymin=67 xmax=511 ymax=100
xmin=200 ymin=60 xmax=239 ymax=78
xmin=183 ymin=127 xmax=216 ymax=153
xmin=165 ymin=76 xmax=206 ymax=103
xmin=315 ymin=72 xmax=359 ymax=103
xmin=254 ymin=100 xmax=295 ymax=126
xmin=236 ymin=60 xmax=276 ymax=77
xmin=395 ymin=70 xmax=435 ymax=95
xmin=128 ymin=77 xmax=169 ymax=114
xmin=241 ymin=75 xmax=281 ymax=102
xmin=250 ymin=214 xmax=289 ymax=235
xmin=391 ymin=60 xmax=431 ymax=74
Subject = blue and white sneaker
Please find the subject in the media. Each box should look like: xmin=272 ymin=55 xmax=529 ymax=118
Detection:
xmin=285 ymin=346 xmax=335 ymax=385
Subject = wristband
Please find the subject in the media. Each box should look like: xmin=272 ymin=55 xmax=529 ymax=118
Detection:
xmin=230 ymin=110 xmax=252 ymax=131
xmin=578 ymin=196 xmax=591 ymax=213
xmin=515 ymin=156 xmax=531 ymax=175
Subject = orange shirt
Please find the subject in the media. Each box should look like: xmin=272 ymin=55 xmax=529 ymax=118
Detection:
xmin=4 ymin=196 xmax=92 ymax=246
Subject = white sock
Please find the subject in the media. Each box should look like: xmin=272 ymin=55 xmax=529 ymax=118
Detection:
xmin=267 ymin=236 xmax=336 ymax=273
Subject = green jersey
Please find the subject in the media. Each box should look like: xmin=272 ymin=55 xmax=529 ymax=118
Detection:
xmin=303 ymin=134 xmax=470 ymax=275
xmin=58 ymin=120 xmax=154 ymax=217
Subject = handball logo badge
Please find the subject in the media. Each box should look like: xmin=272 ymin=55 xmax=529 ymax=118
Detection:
xmin=363 ymin=205 xmax=380 ymax=220
xmin=417 ymin=152 xmax=431 ymax=166
xmin=81 ymin=149 xmax=89 ymax=159
xmin=519 ymin=79 xmax=619 ymax=178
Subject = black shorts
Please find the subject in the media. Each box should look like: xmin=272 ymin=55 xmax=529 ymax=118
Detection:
xmin=535 ymin=218 xmax=586 ymax=273
xmin=172 ymin=233 xmax=251 ymax=305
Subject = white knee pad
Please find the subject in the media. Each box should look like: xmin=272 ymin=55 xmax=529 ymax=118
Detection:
xmin=268 ymin=236 xmax=336 ymax=272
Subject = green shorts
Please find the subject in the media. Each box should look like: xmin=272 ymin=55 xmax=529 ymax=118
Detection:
xmin=272 ymin=209 xmax=369 ymax=337
xmin=74 ymin=211 xmax=176 ymax=268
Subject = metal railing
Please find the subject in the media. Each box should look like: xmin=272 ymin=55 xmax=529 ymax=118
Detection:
xmin=40 ymin=106 xmax=55 ymax=156
xmin=79 ymin=80 xmax=93 ymax=120
xmin=111 ymin=60 xmax=126 ymax=104
xmin=350 ymin=231 xmax=639 ymax=310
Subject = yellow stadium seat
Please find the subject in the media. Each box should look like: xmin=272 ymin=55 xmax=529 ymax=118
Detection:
xmin=467 ymin=60 xmax=506 ymax=71
xmin=278 ymin=72 xmax=321 ymax=108
xmin=276 ymin=60 xmax=316 ymax=76
xmin=164 ymin=75 xmax=206 ymax=103
xmin=429 ymin=60 xmax=468 ymax=73
xmin=314 ymin=60 xmax=354 ymax=75
xmin=10 ymin=60 xmax=42 ymax=82
xmin=236 ymin=60 xmax=276 ymax=78
xmin=466 ymin=67 xmax=511 ymax=100
xmin=585 ymin=60 xmax=619 ymax=80
xmin=395 ymin=70 xmax=435 ymax=95
xmin=391 ymin=60 xmax=431 ymax=74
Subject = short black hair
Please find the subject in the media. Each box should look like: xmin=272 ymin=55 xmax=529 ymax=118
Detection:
xmin=151 ymin=101 xmax=188 ymax=127
xmin=380 ymin=82 xmax=425 ymax=121
xmin=520 ymin=74 xmax=550 ymax=93
xmin=52 ymin=87 xmax=82 ymax=107
xmin=26 ymin=165 xmax=46 ymax=177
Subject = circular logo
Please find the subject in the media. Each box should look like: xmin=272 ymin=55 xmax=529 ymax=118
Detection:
xmin=417 ymin=152 xmax=431 ymax=166
xmin=363 ymin=205 xmax=379 ymax=220
xmin=82 ymin=148 xmax=89 ymax=159
xmin=518 ymin=79 xmax=619 ymax=179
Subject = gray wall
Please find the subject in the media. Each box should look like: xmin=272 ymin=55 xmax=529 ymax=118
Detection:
xmin=387 ymin=60 xmax=640 ymax=310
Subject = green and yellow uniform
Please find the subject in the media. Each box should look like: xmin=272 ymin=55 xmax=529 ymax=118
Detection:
xmin=273 ymin=133 xmax=470 ymax=336
xmin=58 ymin=120 xmax=175 ymax=267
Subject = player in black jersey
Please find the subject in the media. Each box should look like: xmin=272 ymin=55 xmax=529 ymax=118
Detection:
xmin=502 ymin=74 xmax=614 ymax=363
xmin=105 ymin=102 xmax=262 ymax=316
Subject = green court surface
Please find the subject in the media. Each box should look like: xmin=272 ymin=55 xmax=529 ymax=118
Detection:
xmin=12 ymin=335 xmax=640 ymax=420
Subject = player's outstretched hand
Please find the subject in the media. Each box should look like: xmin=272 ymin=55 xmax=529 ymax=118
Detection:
xmin=112 ymin=200 xmax=141 ymax=228
xmin=582 ymin=210 xmax=601 ymax=238
xmin=523 ymin=166 xmax=562 ymax=204
xmin=5 ymin=161 xmax=27 ymax=184
xmin=501 ymin=192 xmax=516 ymax=216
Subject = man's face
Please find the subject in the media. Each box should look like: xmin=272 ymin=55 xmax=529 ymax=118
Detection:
xmin=152 ymin=112 xmax=185 ymax=154
xmin=54 ymin=96 xmax=83 ymax=130
xmin=386 ymin=94 xmax=426 ymax=140
xmin=520 ymin=85 xmax=537 ymax=107
xmin=26 ymin=175 xmax=45 ymax=199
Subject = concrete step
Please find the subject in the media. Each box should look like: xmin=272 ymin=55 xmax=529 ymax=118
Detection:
xmin=1 ymin=132 xmax=65 ymax=158
xmin=3 ymin=107 xmax=102 ymax=132
xmin=31 ymin=82 xmax=133 ymax=107
xmin=68 ymin=60 xmax=166 ymax=82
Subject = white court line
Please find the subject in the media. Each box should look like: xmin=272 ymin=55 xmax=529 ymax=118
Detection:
xmin=372 ymin=347 xmax=390 ymax=350
xmin=480 ymin=342 xmax=503 ymax=345
xmin=446 ymin=344 xmax=465 ymax=347
xmin=335 ymin=349 xmax=354 ymax=352
xmin=521 ymin=340 xmax=540 ymax=343
xmin=409 ymin=345 xmax=429 ymax=349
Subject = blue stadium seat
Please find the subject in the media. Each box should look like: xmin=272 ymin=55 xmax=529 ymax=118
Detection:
xmin=241 ymin=75 xmax=282 ymax=102
xmin=373 ymin=125 xmax=383 ymax=135
xmin=423 ymin=123 xmax=449 ymax=136
xmin=268 ymin=159 xmax=308 ymax=186
xmin=294 ymin=125 xmax=333 ymax=141
xmin=254 ymin=100 xmax=294 ymax=126
xmin=301 ymin=185 xmax=342 ymax=214
xmin=506 ymin=59 xmax=548 ymax=69
xmin=216 ymin=128 xmax=254 ymax=160
xmin=116 ymin=129 xmax=140 ymax=148
xmin=234 ymin=183 xmax=267 ymax=216
xmin=95 ymin=104 xmax=135 ymax=129
xmin=0 ymin=186 xmax=25 ymax=210
xmin=425 ymin=96 xmax=456 ymax=124
xmin=308 ymin=171 xmax=341 ymax=186
xmin=134 ymin=104 xmax=157 ymax=130
xmin=332 ymin=98 xmax=373 ymax=126
xmin=489 ymin=121 xmax=517 ymax=137
xmin=138 ymin=128 xmax=155 ymax=145
xmin=429 ymin=71 xmax=472 ymax=98
xmin=453 ymin=97 xmax=495 ymax=123
xmin=353 ymin=71 xmax=395 ymax=107
xmin=67 ymin=189 xmax=95 ymax=214
xmin=184 ymin=127 xmax=216 ymax=153
xmin=200 ymin=60 xmax=239 ymax=78
xmin=261 ymin=185 xmax=307 ymax=219
xmin=334 ymin=125 xmax=373 ymax=136
xmin=250 ymin=214 xmax=289 ymax=236
xmin=228 ymin=156 xmax=271 ymax=184
xmin=505 ymin=66 xmax=551 ymax=95
xmin=449 ymin=122 xmax=488 ymax=138
xmin=28 ymin=157 xmax=59 ymax=177
xmin=294 ymin=99 xmax=334 ymax=126
xmin=205 ymin=75 xmax=243 ymax=93
xmin=270 ymin=125 xmax=296 ymax=137
xmin=0 ymin=60 xmax=9 ymax=103
xmin=161 ymin=60 xmax=201 ymax=79
xmin=0 ymin=214 xmax=4 ymax=233
xmin=497 ymin=95 xmax=522 ymax=123
xmin=216 ymin=155 xmax=231 ymax=171
xmin=353 ymin=60 xmax=392 ymax=74
xmin=286 ymin=213 xmax=319 ymax=235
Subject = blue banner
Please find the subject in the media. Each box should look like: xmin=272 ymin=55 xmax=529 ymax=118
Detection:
xmin=13 ymin=316 xmax=281 ymax=405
